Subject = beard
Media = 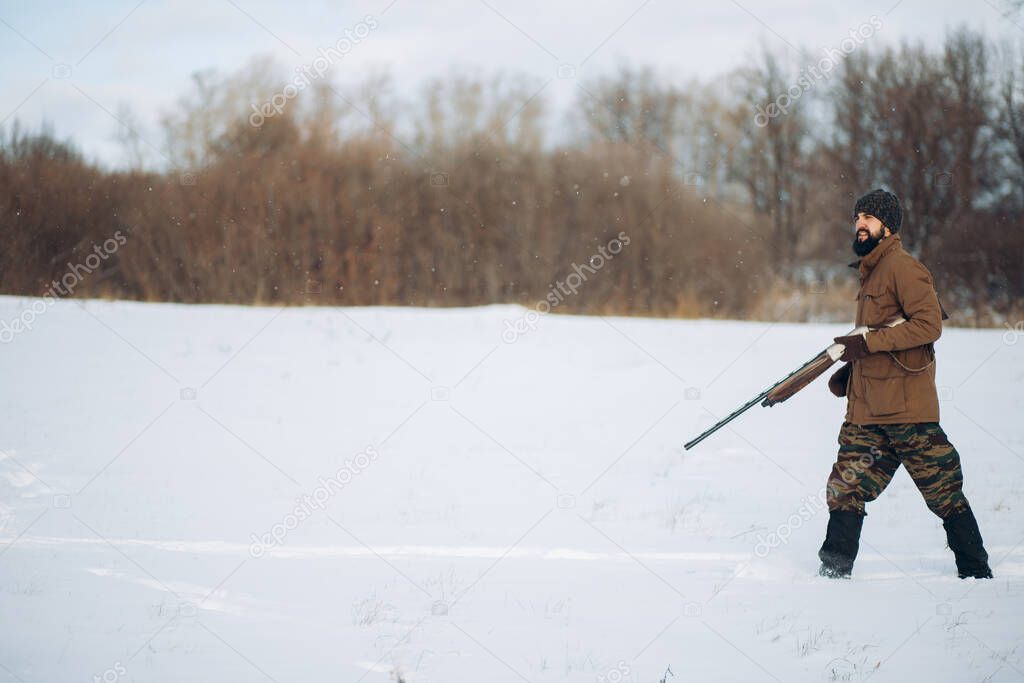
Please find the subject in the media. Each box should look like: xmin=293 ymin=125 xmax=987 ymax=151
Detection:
xmin=852 ymin=232 xmax=882 ymax=256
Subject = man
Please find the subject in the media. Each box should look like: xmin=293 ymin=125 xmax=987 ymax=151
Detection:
xmin=818 ymin=188 xmax=992 ymax=580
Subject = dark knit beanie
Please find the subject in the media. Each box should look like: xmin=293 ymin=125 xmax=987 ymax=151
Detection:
xmin=853 ymin=189 xmax=902 ymax=232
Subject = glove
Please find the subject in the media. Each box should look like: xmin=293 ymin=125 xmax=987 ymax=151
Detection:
xmin=827 ymin=362 xmax=851 ymax=397
xmin=834 ymin=333 xmax=870 ymax=362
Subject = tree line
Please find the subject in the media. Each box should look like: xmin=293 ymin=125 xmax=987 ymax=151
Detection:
xmin=1 ymin=28 xmax=1021 ymax=325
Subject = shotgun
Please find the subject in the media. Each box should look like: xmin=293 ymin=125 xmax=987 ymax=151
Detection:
xmin=683 ymin=317 xmax=906 ymax=450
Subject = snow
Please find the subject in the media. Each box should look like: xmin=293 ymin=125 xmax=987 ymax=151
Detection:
xmin=1 ymin=295 xmax=1022 ymax=682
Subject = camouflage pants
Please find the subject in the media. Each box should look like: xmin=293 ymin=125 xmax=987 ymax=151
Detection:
xmin=825 ymin=421 xmax=969 ymax=519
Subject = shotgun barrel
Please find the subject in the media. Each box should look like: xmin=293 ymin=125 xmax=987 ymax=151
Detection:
xmin=682 ymin=317 xmax=906 ymax=451
xmin=682 ymin=349 xmax=829 ymax=450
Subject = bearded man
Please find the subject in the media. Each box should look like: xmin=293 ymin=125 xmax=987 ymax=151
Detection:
xmin=819 ymin=188 xmax=993 ymax=580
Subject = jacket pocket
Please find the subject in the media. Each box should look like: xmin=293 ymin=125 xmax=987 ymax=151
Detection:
xmin=862 ymin=377 xmax=906 ymax=416
xmin=858 ymin=283 xmax=898 ymax=328
xmin=859 ymin=351 xmax=900 ymax=378
xmin=860 ymin=354 xmax=906 ymax=416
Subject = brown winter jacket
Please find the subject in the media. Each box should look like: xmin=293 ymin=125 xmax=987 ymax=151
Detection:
xmin=843 ymin=234 xmax=942 ymax=424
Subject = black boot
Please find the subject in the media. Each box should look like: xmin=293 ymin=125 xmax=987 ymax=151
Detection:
xmin=943 ymin=508 xmax=993 ymax=579
xmin=818 ymin=510 xmax=864 ymax=578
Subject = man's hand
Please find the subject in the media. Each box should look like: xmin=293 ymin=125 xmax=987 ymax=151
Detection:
xmin=828 ymin=362 xmax=851 ymax=397
xmin=834 ymin=333 xmax=870 ymax=362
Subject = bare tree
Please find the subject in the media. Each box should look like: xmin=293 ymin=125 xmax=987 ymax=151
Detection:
xmin=727 ymin=46 xmax=814 ymax=266
xmin=995 ymin=41 xmax=1024 ymax=208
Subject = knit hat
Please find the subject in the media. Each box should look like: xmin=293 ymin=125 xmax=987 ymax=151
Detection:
xmin=853 ymin=189 xmax=902 ymax=232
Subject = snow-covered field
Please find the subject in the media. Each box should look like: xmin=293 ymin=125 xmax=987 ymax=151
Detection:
xmin=2 ymin=295 xmax=1022 ymax=682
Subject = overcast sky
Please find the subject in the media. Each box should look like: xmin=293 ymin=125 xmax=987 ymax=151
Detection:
xmin=2 ymin=0 xmax=1022 ymax=167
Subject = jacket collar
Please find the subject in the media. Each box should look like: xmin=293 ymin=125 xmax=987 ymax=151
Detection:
xmin=852 ymin=233 xmax=902 ymax=279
